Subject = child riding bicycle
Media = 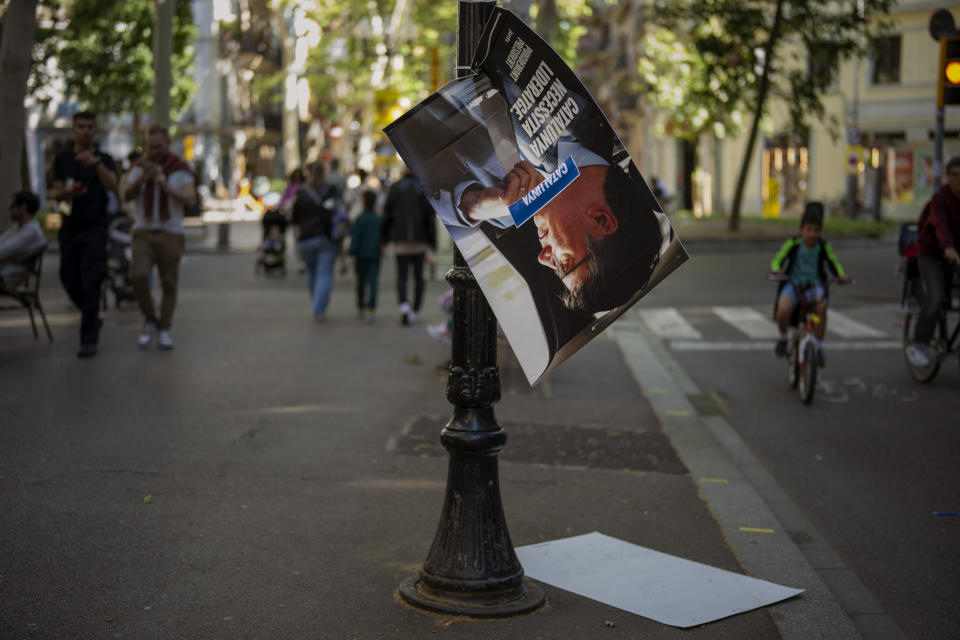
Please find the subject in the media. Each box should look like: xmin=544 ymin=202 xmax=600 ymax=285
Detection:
xmin=905 ymin=156 xmax=960 ymax=368
xmin=770 ymin=203 xmax=852 ymax=366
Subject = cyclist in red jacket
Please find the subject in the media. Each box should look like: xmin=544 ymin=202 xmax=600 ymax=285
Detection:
xmin=906 ymin=156 xmax=960 ymax=368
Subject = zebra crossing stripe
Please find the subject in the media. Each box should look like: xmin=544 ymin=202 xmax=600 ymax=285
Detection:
xmin=670 ymin=340 xmax=903 ymax=351
xmin=825 ymin=310 xmax=887 ymax=338
xmin=638 ymin=307 xmax=702 ymax=340
xmin=712 ymin=306 xmax=781 ymax=339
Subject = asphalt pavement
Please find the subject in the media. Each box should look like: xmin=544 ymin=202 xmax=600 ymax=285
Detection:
xmin=0 ymin=225 xmax=871 ymax=639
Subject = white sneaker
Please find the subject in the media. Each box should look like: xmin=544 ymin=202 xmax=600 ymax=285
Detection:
xmin=138 ymin=321 xmax=156 ymax=347
xmin=408 ymin=311 xmax=420 ymax=324
xmin=906 ymin=344 xmax=930 ymax=368
xmin=157 ymin=329 xmax=175 ymax=350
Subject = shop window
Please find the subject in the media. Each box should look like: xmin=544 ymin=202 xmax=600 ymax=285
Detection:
xmin=761 ymin=138 xmax=809 ymax=216
xmin=871 ymin=35 xmax=901 ymax=85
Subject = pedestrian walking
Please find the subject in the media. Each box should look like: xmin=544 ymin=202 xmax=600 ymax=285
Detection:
xmin=349 ymin=190 xmax=382 ymax=321
xmin=325 ymin=157 xmax=348 ymax=195
xmin=52 ymin=111 xmax=118 ymax=358
xmin=325 ymin=157 xmax=351 ymax=275
xmin=292 ymin=162 xmax=344 ymax=321
xmin=122 ymin=124 xmax=197 ymax=350
xmin=279 ymin=168 xmax=307 ymax=270
xmin=381 ymin=169 xmax=436 ymax=325
xmin=278 ymin=167 xmax=305 ymax=218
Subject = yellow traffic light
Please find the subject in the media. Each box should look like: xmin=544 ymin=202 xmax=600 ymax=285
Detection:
xmin=939 ymin=36 xmax=960 ymax=107
xmin=947 ymin=60 xmax=960 ymax=85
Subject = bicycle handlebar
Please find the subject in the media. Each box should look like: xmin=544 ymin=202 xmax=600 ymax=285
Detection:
xmin=767 ymin=273 xmax=852 ymax=285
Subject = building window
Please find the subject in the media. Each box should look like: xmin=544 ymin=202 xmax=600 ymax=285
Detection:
xmin=808 ymin=49 xmax=836 ymax=91
xmin=871 ymin=35 xmax=901 ymax=85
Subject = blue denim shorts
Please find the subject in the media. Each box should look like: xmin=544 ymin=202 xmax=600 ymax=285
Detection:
xmin=780 ymin=282 xmax=825 ymax=305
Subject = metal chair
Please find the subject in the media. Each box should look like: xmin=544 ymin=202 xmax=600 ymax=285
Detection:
xmin=0 ymin=245 xmax=53 ymax=341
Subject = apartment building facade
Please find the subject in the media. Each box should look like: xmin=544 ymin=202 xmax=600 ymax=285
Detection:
xmin=644 ymin=1 xmax=960 ymax=221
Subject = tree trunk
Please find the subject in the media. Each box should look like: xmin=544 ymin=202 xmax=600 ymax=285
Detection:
xmin=21 ymin=132 xmax=30 ymax=190
xmin=277 ymin=1 xmax=301 ymax=175
xmin=681 ymin=138 xmax=696 ymax=211
xmin=512 ymin=0 xmax=533 ymax=23
xmin=133 ymin=111 xmax=142 ymax=149
xmin=713 ymin=133 xmax=725 ymax=216
xmin=535 ymin=0 xmax=557 ymax=46
xmin=152 ymin=0 xmax=175 ymax=127
xmin=728 ymin=0 xmax=785 ymax=231
xmin=0 ymin=0 xmax=39 ymax=232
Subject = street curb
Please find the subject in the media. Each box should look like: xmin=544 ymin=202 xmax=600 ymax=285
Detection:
xmin=678 ymin=235 xmax=898 ymax=254
xmin=609 ymin=323 xmax=880 ymax=640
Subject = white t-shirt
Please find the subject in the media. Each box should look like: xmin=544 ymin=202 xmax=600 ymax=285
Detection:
xmin=125 ymin=166 xmax=195 ymax=234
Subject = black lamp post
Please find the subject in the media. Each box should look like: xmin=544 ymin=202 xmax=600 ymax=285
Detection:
xmin=398 ymin=0 xmax=545 ymax=618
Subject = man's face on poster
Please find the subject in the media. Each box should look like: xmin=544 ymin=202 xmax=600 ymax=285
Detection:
xmin=533 ymin=165 xmax=618 ymax=306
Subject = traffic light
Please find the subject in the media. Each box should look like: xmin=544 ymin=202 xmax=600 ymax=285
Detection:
xmin=938 ymin=36 xmax=960 ymax=107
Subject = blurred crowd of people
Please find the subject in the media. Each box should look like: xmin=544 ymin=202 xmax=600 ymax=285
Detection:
xmin=3 ymin=110 xmax=448 ymax=357
xmin=270 ymin=158 xmax=438 ymax=327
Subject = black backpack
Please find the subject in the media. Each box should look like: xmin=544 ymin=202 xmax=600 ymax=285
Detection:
xmin=300 ymin=185 xmax=338 ymax=238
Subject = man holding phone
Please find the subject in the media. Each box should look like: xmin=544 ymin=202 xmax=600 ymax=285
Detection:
xmin=122 ymin=124 xmax=196 ymax=350
xmin=53 ymin=110 xmax=118 ymax=358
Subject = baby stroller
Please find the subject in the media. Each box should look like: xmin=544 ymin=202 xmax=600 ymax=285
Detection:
xmin=102 ymin=214 xmax=136 ymax=309
xmin=255 ymin=205 xmax=287 ymax=276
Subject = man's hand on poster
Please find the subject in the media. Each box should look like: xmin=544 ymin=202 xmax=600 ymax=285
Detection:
xmin=459 ymin=161 xmax=544 ymax=222
xmin=501 ymin=160 xmax=543 ymax=203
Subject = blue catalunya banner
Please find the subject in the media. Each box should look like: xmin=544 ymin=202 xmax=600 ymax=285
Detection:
xmin=507 ymin=155 xmax=580 ymax=227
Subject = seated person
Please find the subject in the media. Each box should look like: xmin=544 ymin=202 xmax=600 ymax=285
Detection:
xmin=906 ymin=156 xmax=960 ymax=368
xmin=770 ymin=205 xmax=851 ymax=365
xmin=0 ymin=191 xmax=46 ymax=293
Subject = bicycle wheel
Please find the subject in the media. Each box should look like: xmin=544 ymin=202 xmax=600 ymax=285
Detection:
xmin=903 ymin=312 xmax=941 ymax=383
xmin=787 ymin=341 xmax=799 ymax=388
xmin=799 ymin=341 xmax=817 ymax=404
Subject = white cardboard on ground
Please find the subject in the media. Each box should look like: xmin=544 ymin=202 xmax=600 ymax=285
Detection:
xmin=515 ymin=532 xmax=803 ymax=628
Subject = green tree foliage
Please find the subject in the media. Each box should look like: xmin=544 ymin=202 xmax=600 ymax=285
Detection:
xmin=31 ymin=0 xmax=196 ymax=124
xmin=648 ymin=0 xmax=894 ymax=228
xmin=268 ymin=0 xmax=589 ymax=128
xmin=637 ymin=22 xmax=751 ymax=142
xmin=296 ymin=0 xmax=457 ymax=123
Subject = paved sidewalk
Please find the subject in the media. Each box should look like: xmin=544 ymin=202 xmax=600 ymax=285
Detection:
xmin=174 ymin=211 xmax=899 ymax=257
xmin=1 ymin=252 xmax=860 ymax=639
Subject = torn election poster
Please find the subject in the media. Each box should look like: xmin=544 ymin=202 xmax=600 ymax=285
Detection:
xmin=385 ymin=7 xmax=687 ymax=385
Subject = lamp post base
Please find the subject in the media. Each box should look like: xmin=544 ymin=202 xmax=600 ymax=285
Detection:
xmin=399 ymin=575 xmax=545 ymax=618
